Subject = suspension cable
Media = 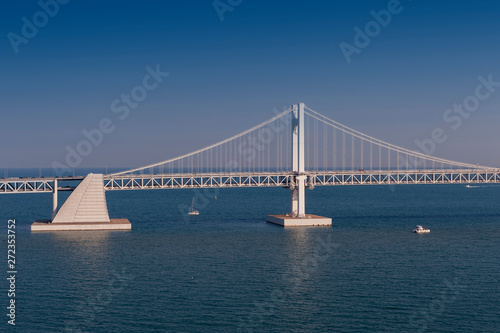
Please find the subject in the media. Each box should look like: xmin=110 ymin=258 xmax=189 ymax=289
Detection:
xmin=304 ymin=107 xmax=488 ymax=169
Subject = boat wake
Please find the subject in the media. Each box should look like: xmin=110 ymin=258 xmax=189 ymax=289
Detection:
xmin=464 ymin=184 xmax=500 ymax=188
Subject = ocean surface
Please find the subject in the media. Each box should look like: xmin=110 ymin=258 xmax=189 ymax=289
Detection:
xmin=1 ymin=175 xmax=500 ymax=332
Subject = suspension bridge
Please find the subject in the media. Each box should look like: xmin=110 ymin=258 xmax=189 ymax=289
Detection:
xmin=1 ymin=103 xmax=499 ymax=230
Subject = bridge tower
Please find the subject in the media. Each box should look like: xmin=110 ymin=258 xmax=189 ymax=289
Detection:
xmin=266 ymin=103 xmax=332 ymax=227
xmin=291 ymin=102 xmax=306 ymax=217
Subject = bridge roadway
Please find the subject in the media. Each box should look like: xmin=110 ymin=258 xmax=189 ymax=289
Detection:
xmin=0 ymin=176 xmax=83 ymax=194
xmin=1 ymin=169 xmax=499 ymax=193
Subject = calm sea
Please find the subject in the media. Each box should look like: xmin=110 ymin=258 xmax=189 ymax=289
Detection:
xmin=1 ymin=172 xmax=499 ymax=332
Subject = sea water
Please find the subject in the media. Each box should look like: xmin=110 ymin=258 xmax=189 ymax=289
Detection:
xmin=1 ymin=178 xmax=499 ymax=332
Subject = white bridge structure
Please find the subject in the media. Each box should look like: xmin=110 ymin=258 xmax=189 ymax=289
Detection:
xmin=1 ymin=103 xmax=499 ymax=229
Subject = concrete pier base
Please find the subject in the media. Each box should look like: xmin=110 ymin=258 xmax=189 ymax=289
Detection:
xmin=266 ymin=214 xmax=332 ymax=227
xmin=31 ymin=219 xmax=131 ymax=232
xmin=32 ymin=173 xmax=131 ymax=232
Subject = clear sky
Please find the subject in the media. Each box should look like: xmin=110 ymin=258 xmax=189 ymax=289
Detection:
xmin=1 ymin=0 xmax=499 ymax=169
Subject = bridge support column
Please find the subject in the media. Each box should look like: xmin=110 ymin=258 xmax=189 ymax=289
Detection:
xmin=51 ymin=179 xmax=58 ymax=220
xmin=267 ymin=103 xmax=331 ymax=227
xmin=291 ymin=174 xmax=306 ymax=217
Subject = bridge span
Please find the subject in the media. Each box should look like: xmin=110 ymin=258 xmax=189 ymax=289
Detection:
xmin=2 ymin=169 xmax=499 ymax=193
xmin=1 ymin=103 xmax=498 ymax=230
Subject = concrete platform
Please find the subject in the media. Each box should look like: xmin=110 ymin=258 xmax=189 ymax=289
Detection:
xmin=266 ymin=214 xmax=332 ymax=227
xmin=31 ymin=219 xmax=131 ymax=232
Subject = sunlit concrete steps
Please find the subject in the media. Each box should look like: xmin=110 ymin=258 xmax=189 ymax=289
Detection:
xmin=52 ymin=173 xmax=110 ymax=223
xmin=32 ymin=173 xmax=130 ymax=231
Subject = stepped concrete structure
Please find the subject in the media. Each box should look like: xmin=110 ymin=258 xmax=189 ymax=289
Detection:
xmin=31 ymin=174 xmax=131 ymax=231
xmin=52 ymin=173 xmax=110 ymax=223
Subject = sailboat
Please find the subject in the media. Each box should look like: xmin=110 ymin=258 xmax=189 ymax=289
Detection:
xmin=188 ymin=198 xmax=199 ymax=215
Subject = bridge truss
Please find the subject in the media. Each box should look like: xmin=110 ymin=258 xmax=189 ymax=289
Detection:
xmin=98 ymin=169 xmax=500 ymax=191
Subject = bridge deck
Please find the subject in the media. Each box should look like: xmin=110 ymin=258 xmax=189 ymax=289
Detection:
xmin=1 ymin=170 xmax=498 ymax=193
xmin=103 ymin=169 xmax=500 ymax=190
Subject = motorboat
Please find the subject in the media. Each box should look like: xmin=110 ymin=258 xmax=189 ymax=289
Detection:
xmin=412 ymin=225 xmax=430 ymax=234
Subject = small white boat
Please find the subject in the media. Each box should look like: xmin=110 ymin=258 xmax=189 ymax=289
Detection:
xmin=412 ymin=225 xmax=430 ymax=234
xmin=188 ymin=198 xmax=199 ymax=215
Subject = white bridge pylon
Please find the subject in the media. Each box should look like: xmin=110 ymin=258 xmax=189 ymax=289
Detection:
xmin=266 ymin=102 xmax=331 ymax=226
xmin=291 ymin=103 xmax=306 ymax=218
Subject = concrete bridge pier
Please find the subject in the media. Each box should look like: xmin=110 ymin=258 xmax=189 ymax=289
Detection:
xmin=266 ymin=103 xmax=332 ymax=227
xmin=51 ymin=178 xmax=58 ymax=220
xmin=32 ymin=174 xmax=131 ymax=232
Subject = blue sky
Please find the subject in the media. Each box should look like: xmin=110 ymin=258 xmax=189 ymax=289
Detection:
xmin=1 ymin=0 xmax=499 ymax=169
